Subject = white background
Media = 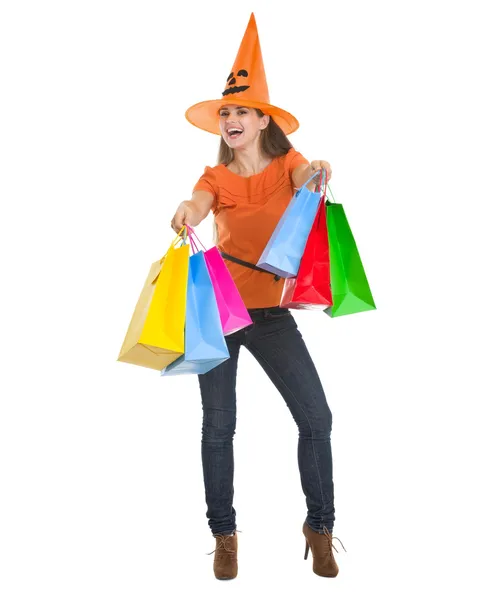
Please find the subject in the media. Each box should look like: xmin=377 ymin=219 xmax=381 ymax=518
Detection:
xmin=1 ymin=0 xmax=487 ymax=598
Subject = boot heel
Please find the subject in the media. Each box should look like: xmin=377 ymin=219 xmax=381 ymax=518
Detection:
xmin=304 ymin=540 xmax=310 ymax=560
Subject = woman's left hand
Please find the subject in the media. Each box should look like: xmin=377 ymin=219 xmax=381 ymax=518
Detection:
xmin=310 ymin=160 xmax=332 ymax=183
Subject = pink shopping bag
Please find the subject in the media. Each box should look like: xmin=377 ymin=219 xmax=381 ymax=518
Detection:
xmin=187 ymin=227 xmax=252 ymax=335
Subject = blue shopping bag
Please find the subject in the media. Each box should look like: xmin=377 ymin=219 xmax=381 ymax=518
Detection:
xmin=257 ymin=169 xmax=326 ymax=278
xmin=161 ymin=250 xmax=230 ymax=376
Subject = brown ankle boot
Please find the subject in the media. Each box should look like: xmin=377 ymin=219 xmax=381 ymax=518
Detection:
xmin=207 ymin=531 xmax=238 ymax=580
xmin=302 ymin=522 xmax=346 ymax=577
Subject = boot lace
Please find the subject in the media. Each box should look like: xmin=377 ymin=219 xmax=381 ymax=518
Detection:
xmin=206 ymin=529 xmax=242 ymax=555
xmin=321 ymin=525 xmax=347 ymax=554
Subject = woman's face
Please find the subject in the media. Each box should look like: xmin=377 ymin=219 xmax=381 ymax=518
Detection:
xmin=218 ymin=104 xmax=269 ymax=149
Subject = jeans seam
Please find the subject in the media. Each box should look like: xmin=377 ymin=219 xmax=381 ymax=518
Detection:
xmin=246 ymin=341 xmax=328 ymax=517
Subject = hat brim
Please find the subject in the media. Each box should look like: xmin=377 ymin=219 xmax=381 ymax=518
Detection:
xmin=185 ymin=98 xmax=299 ymax=136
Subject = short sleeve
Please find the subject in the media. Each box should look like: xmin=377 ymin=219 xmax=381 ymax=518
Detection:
xmin=192 ymin=166 xmax=218 ymax=212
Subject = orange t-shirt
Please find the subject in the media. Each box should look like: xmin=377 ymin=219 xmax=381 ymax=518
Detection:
xmin=192 ymin=148 xmax=310 ymax=309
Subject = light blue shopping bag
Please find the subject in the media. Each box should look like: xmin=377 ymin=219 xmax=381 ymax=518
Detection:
xmin=257 ymin=169 xmax=326 ymax=278
xmin=161 ymin=251 xmax=230 ymax=376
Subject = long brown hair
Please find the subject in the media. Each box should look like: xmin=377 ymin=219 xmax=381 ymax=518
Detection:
xmin=217 ymin=108 xmax=293 ymax=164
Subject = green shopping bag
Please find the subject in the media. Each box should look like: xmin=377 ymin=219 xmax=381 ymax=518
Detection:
xmin=324 ymin=191 xmax=376 ymax=318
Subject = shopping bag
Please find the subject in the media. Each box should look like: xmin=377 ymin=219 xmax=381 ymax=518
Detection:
xmin=117 ymin=230 xmax=190 ymax=369
xmin=187 ymin=226 xmax=252 ymax=335
xmin=256 ymin=169 xmax=326 ymax=278
xmin=324 ymin=199 xmax=376 ymax=317
xmin=280 ymin=200 xmax=333 ymax=310
xmin=161 ymin=250 xmax=230 ymax=376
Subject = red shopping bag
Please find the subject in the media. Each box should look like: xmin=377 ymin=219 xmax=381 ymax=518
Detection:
xmin=280 ymin=200 xmax=333 ymax=310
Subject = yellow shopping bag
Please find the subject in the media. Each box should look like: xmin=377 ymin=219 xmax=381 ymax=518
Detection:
xmin=117 ymin=230 xmax=190 ymax=370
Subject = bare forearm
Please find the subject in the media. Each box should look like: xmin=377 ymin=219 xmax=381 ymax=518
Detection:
xmin=171 ymin=190 xmax=214 ymax=233
xmin=180 ymin=200 xmax=206 ymax=226
xmin=293 ymin=164 xmax=321 ymax=191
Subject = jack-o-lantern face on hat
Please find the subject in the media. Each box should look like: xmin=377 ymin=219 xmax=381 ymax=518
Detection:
xmin=223 ymin=70 xmax=250 ymax=96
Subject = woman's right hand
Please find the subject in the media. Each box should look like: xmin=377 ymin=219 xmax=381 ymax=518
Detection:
xmin=171 ymin=201 xmax=194 ymax=234
xmin=170 ymin=191 xmax=215 ymax=234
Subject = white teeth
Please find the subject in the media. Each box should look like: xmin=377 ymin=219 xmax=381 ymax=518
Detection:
xmin=228 ymin=128 xmax=242 ymax=134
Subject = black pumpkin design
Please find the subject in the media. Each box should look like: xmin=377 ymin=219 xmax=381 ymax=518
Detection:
xmin=222 ymin=69 xmax=250 ymax=96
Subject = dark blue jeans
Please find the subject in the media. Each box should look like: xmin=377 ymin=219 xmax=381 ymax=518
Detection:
xmin=198 ymin=306 xmax=335 ymax=536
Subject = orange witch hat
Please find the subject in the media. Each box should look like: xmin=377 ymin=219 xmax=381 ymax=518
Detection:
xmin=185 ymin=13 xmax=299 ymax=136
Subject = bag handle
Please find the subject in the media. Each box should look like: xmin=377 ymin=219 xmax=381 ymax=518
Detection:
xmin=297 ymin=167 xmax=328 ymax=198
xmin=310 ymin=168 xmax=337 ymax=204
xmin=189 ymin=235 xmax=198 ymax=255
xmin=171 ymin=225 xmax=188 ymax=247
xmin=300 ymin=167 xmax=326 ymax=191
xmin=326 ymin=184 xmax=337 ymax=204
xmin=186 ymin=225 xmax=208 ymax=253
xmin=161 ymin=226 xmax=189 ymax=262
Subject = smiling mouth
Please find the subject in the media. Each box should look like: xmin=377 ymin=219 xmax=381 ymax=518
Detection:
xmin=227 ymin=128 xmax=243 ymax=139
xmin=222 ymin=85 xmax=250 ymax=96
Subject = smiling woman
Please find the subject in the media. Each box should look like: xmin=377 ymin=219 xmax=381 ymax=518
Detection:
xmin=170 ymin=11 xmax=340 ymax=582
